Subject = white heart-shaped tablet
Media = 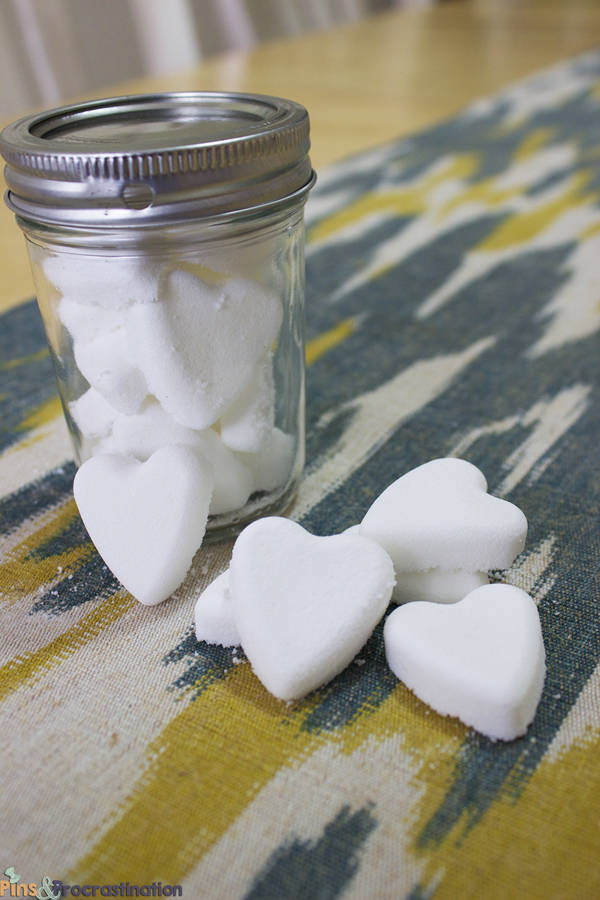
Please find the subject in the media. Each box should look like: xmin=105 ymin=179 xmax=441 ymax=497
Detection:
xmin=361 ymin=458 xmax=527 ymax=573
xmin=44 ymin=253 xmax=159 ymax=308
xmin=394 ymin=568 xmax=488 ymax=605
xmin=229 ymin=517 xmax=395 ymax=700
xmin=70 ymin=388 xmax=117 ymax=440
xmin=59 ymin=296 xmax=122 ymax=344
xmin=111 ymin=398 xmax=203 ymax=459
xmin=109 ymin=400 xmax=252 ymax=515
xmin=128 ymin=268 xmax=282 ymax=429
xmin=74 ymin=327 xmax=148 ymax=415
xmin=194 ymin=570 xmax=240 ymax=647
xmin=384 ymin=583 xmax=546 ymax=741
xmin=74 ymin=446 xmax=212 ymax=605
xmin=220 ymin=352 xmax=275 ymax=453
xmin=236 ymin=427 xmax=295 ymax=494
xmin=193 ymin=430 xmax=253 ymax=516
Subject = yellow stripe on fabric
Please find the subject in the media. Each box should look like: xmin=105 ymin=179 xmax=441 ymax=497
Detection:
xmin=308 ymin=154 xmax=478 ymax=243
xmin=0 ymin=499 xmax=92 ymax=602
xmin=72 ymin=675 xmax=466 ymax=885
xmin=412 ymin=728 xmax=600 ymax=900
xmin=478 ymin=171 xmax=597 ymax=252
xmin=0 ymin=591 xmax=133 ymax=702
xmin=358 ymin=686 xmax=466 ymax=813
xmin=437 ymin=179 xmax=519 ymax=221
xmin=513 ymin=128 xmax=555 ymax=160
xmin=590 ymin=78 xmax=600 ymax=102
xmin=18 ymin=394 xmax=63 ymax=439
xmin=305 ymin=318 xmax=356 ymax=366
xmin=70 ymin=663 xmax=328 ymax=884
xmin=579 ymin=219 xmax=600 ymax=240
xmin=334 ymin=683 xmax=466 ymax=760
xmin=0 ymin=346 xmax=49 ymax=372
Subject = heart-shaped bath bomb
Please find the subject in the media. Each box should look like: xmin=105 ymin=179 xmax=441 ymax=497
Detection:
xmin=128 ymin=268 xmax=282 ymax=429
xmin=384 ymin=583 xmax=546 ymax=741
xmin=110 ymin=400 xmax=252 ymax=515
xmin=74 ymin=446 xmax=212 ymax=605
xmin=70 ymin=388 xmax=117 ymax=440
xmin=361 ymin=458 xmax=527 ymax=573
xmin=236 ymin=427 xmax=295 ymax=494
xmin=194 ymin=569 xmax=240 ymax=647
xmin=193 ymin=430 xmax=253 ymax=516
xmin=229 ymin=517 xmax=395 ymax=700
xmin=220 ymin=352 xmax=275 ymax=453
xmin=44 ymin=253 xmax=159 ymax=309
xmin=59 ymin=296 xmax=123 ymax=344
xmin=394 ymin=568 xmax=488 ymax=605
xmin=74 ymin=326 xmax=148 ymax=415
xmin=111 ymin=398 xmax=204 ymax=459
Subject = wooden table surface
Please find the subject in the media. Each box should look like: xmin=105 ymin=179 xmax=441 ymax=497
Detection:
xmin=2 ymin=0 xmax=600 ymax=315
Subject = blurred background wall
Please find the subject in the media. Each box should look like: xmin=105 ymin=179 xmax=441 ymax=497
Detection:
xmin=0 ymin=0 xmax=432 ymax=120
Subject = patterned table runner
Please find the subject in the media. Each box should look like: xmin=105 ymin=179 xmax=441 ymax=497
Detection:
xmin=1 ymin=52 xmax=599 ymax=899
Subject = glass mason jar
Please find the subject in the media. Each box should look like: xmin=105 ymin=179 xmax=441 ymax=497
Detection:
xmin=0 ymin=93 xmax=315 ymax=539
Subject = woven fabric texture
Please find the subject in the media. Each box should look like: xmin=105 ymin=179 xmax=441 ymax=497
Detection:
xmin=1 ymin=53 xmax=600 ymax=899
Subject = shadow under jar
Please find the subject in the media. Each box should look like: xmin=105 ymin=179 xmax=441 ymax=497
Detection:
xmin=0 ymin=92 xmax=315 ymax=538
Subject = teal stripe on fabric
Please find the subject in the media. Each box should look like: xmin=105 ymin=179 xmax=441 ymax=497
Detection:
xmin=0 ymin=463 xmax=74 ymax=534
xmin=244 ymin=805 xmax=377 ymax=900
xmin=163 ymin=625 xmax=237 ymax=699
xmin=404 ymin=885 xmax=436 ymax=900
xmin=300 ymin=622 xmax=397 ymax=734
xmin=27 ymin=513 xmax=91 ymax=562
xmin=0 ymin=299 xmax=55 ymax=453
xmin=30 ymin=555 xmax=121 ymax=616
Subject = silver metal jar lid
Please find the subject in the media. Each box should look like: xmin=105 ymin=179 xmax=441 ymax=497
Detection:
xmin=0 ymin=92 xmax=315 ymax=228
